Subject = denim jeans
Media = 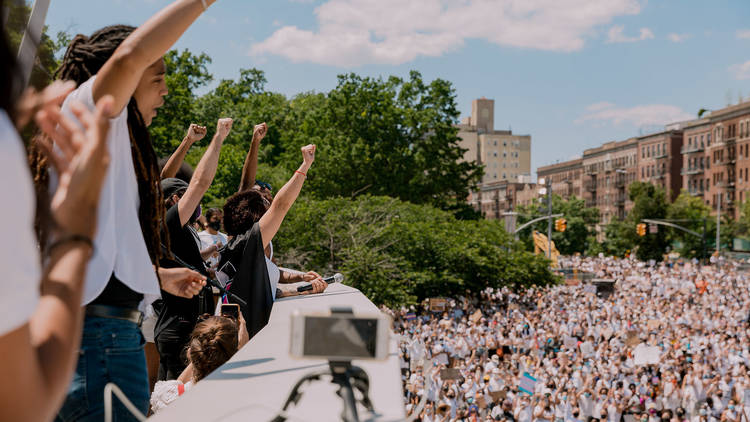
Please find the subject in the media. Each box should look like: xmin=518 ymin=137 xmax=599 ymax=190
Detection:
xmin=55 ymin=316 xmax=149 ymax=422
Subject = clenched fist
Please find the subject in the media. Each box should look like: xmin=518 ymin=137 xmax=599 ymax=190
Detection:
xmin=216 ymin=118 xmax=233 ymax=140
xmin=301 ymin=144 xmax=316 ymax=167
xmin=186 ymin=123 xmax=207 ymax=145
xmin=252 ymin=122 xmax=268 ymax=143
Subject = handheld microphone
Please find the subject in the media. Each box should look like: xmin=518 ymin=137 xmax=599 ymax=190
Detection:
xmin=297 ymin=273 xmax=344 ymax=292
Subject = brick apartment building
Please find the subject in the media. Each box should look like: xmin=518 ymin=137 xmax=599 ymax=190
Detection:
xmin=582 ymin=138 xmax=639 ymax=224
xmin=537 ymin=158 xmax=583 ymax=200
xmin=677 ymin=101 xmax=750 ymax=219
xmin=535 ymin=100 xmax=750 ymax=226
xmin=636 ymin=129 xmax=684 ymax=201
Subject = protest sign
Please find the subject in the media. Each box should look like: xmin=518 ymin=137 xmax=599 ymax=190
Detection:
xmin=471 ymin=309 xmax=483 ymax=323
xmin=519 ymin=372 xmax=537 ymax=395
xmin=634 ymin=344 xmax=660 ymax=365
xmin=580 ymin=341 xmax=594 ymax=357
xmin=490 ymin=391 xmax=507 ymax=402
xmin=625 ymin=331 xmax=640 ymax=347
xmin=434 ymin=352 xmax=449 ymax=366
xmin=441 ymin=368 xmax=464 ymax=381
xmin=563 ymin=336 xmax=578 ymax=350
xmin=429 ymin=298 xmax=448 ymax=312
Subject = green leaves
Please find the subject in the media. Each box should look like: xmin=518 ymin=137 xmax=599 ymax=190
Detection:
xmin=273 ymin=196 xmax=557 ymax=308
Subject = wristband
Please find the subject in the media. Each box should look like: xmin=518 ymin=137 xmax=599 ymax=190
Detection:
xmin=48 ymin=234 xmax=94 ymax=256
xmin=295 ymin=170 xmax=307 ymax=177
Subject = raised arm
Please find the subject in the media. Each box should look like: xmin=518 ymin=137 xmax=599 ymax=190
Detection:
xmin=161 ymin=123 xmax=206 ymax=179
xmin=93 ymin=0 xmax=217 ymax=114
xmin=238 ymin=122 xmax=267 ymax=193
xmin=177 ymin=118 xmax=231 ymax=226
xmin=258 ymin=144 xmax=315 ymax=248
xmin=0 ymin=97 xmax=111 ymax=422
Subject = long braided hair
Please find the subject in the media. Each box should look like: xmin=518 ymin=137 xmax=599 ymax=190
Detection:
xmin=55 ymin=25 xmax=168 ymax=264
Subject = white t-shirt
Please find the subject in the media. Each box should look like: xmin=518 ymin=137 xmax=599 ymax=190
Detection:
xmin=0 ymin=110 xmax=41 ymax=335
xmin=198 ymin=230 xmax=227 ymax=269
xmin=58 ymin=76 xmax=159 ymax=303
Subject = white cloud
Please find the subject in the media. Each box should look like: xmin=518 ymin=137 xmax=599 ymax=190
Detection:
xmin=576 ymin=102 xmax=693 ymax=127
xmin=250 ymin=0 xmax=643 ymax=66
xmin=667 ymin=33 xmax=690 ymax=43
xmin=605 ymin=25 xmax=653 ymax=43
xmin=730 ymin=60 xmax=750 ymax=80
xmin=737 ymin=30 xmax=750 ymax=40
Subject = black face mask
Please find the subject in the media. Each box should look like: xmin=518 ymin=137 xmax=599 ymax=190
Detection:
xmin=208 ymin=220 xmax=221 ymax=231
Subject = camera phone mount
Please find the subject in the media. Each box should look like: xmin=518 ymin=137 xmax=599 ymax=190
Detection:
xmin=272 ymin=307 xmax=374 ymax=422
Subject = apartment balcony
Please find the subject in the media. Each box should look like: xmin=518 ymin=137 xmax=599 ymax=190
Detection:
xmin=585 ymin=167 xmax=598 ymax=175
xmin=681 ymin=145 xmax=705 ymax=154
xmin=655 ymin=172 xmax=667 ymax=179
xmin=716 ymin=180 xmax=736 ymax=190
xmin=615 ymin=176 xmax=627 ymax=188
xmin=653 ymin=152 xmax=669 ymax=159
xmin=585 ymin=182 xmax=597 ymax=192
xmin=681 ymin=167 xmax=705 ymax=175
xmin=615 ymin=195 xmax=626 ymax=205
xmin=688 ymin=189 xmax=705 ymax=197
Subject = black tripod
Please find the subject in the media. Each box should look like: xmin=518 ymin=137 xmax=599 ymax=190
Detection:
xmin=270 ymin=360 xmax=374 ymax=422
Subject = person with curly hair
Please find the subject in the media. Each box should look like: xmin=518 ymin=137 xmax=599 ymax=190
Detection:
xmin=218 ymin=140 xmax=327 ymax=340
xmin=149 ymin=314 xmax=249 ymax=413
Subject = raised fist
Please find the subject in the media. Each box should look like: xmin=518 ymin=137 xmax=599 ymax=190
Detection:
xmin=301 ymin=144 xmax=316 ymax=166
xmin=216 ymin=118 xmax=233 ymax=140
xmin=186 ymin=123 xmax=207 ymax=144
xmin=253 ymin=122 xmax=268 ymax=142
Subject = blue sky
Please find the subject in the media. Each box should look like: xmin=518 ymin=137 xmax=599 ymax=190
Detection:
xmin=44 ymin=0 xmax=750 ymax=177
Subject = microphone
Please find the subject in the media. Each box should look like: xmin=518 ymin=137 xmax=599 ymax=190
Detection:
xmin=297 ymin=273 xmax=344 ymax=292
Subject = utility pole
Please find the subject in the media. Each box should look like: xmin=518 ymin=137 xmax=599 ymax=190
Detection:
xmin=16 ymin=0 xmax=52 ymax=89
xmin=538 ymin=178 xmax=552 ymax=259
xmin=716 ymin=192 xmax=721 ymax=256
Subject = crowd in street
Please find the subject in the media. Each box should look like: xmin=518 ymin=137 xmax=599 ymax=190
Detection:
xmin=392 ymin=256 xmax=750 ymax=422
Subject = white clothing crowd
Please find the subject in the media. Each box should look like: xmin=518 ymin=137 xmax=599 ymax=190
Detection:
xmin=389 ymin=256 xmax=750 ymax=422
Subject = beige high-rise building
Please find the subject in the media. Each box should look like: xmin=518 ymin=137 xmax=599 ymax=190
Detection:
xmin=458 ymin=98 xmax=532 ymax=217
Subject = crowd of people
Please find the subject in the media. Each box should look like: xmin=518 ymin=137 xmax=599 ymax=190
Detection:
xmin=393 ymin=256 xmax=750 ymax=422
xmin=0 ymin=1 xmax=329 ymax=420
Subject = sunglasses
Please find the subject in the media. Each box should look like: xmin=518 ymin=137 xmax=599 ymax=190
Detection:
xmin=256 ymin=181 xmax=273 ymax=191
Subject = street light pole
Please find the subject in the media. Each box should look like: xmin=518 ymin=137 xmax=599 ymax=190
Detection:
xmin=16 ymin=0 xmax=52 ymax=89
xmin=716 ymin=192 xmax=721 ymax=256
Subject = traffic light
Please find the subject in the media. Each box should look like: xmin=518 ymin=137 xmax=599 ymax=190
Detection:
xmin=555 ymin=218 xmax=567 ymax=232
xmin=637 ymin=223 xmax=647 ymax=236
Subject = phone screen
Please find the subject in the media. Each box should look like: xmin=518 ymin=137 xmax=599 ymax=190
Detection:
xmin=303 ymin=316 xmax=378 ymax=358
xmin=220 ymin=304 xmax=240 ymax=320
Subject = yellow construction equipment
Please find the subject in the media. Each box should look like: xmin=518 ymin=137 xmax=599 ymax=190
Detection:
xmin=533 ymin=231 xmax=560 ymax=268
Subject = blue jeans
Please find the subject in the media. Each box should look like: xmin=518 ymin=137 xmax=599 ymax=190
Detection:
xmin=55 ymin=316 xmax=149 ymax=422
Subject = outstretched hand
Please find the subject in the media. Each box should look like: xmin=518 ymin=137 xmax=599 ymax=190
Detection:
xmin=35 ymin=95 xmax=113 ymax=238
xmin=15 ymin=80 xmax=76 ymax=129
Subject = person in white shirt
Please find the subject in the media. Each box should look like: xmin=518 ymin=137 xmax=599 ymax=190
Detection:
xmin=198 ymin=208 xmax=228 ymax=270
xmin=51 ymin=1 xmax=224 ymax=419
xmin=0 ymin=33 xmax=112 ymax=419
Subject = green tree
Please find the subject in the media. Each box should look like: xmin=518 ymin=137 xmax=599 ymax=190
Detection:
xmin=666 ymin=191 xmax=710 ymax=258
xmin=150 ymin=49 xmax=213 ymax=157
xmin=297 ymin=72 xmax=483 ymax=211
xmin=627 ymin=181 xmax=669 ymax=261
xmin=5 ymin=2 xmax=68 ymax=90
xmin=515 ymin=195 xmax=599 ymax=255
xmin=273 ymin=196 xmax=557 ymax=307
xmin=597 ymin=219 xmax=634 ymax=257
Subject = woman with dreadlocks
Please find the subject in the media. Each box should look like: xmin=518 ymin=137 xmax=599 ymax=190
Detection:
xmin=50 ymin=1 xmax=221 ymax=420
